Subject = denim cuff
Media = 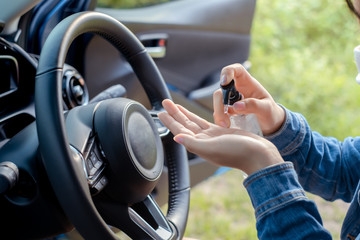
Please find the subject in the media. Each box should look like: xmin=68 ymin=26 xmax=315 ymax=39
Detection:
xmin=244 ymin=162 xmax=307 ymax=221
xmin=265 ymin=105 xmax=307 ymax=156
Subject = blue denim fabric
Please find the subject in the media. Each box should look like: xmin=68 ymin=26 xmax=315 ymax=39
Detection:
xmin=244 ymin=107 xmax=360 ymax=239
xmin=244 ymin=162 xmax=332 ymax=239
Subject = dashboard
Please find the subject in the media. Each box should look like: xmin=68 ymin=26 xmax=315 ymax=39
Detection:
xmin=0 ymin=55 xmax=18 ymax=97
xmin=0 ymin=36 xmax=126 ymax=148
xmin=0 ymin=37 xmax=36 ymax=148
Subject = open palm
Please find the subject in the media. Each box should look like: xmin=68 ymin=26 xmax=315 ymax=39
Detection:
xmin=158 ymin=99 xmax=283 ymax=175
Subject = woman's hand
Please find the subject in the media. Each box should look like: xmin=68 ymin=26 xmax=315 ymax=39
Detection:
xmin=213 ymin=63 xmax=285 ymax=136
xmin=158 ymin=99 xmax=284 ymax=175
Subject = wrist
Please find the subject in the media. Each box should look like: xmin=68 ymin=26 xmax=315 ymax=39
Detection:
xmin=246 ymin=157 xmax=284 ymax=175
xmin=263 ymin=103 xmax=286 ymax=136
xmin=243 ymin=141 xmax=284 ymax=175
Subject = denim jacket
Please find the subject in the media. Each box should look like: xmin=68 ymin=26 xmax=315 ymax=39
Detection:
xmin=243 ymin=107 xmax=360 ymax=239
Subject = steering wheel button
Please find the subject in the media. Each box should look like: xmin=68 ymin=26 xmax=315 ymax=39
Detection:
xmin=89 ymin=152 xmax=97 ymax=165
xmin=94 ymin=181 xmax=103 ymax=191
xmin=86 ymin=159 xmax=93 ymax=171
xmin=94 ymin=177 xmax=108 ymax=191
xmin=94 ymin=160 xmax=102 ymax=169
xmin=100 ymin=176 xmax=108 ymax=185
xmin=89 ymin=167 xmax=97 ymax=176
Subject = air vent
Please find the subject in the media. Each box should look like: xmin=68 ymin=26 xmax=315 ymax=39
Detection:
xmin=62 ymin=65 xmax=89 ymax=109
xmin=0 ymin=55 xmax=18 ymax=97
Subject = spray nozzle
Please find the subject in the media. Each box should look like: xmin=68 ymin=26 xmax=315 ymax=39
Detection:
xmin=221 ymin=79 xmax=242 ymax=106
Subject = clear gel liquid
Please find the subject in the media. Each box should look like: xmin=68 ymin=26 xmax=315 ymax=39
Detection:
xmin=224 ymin=104 xmax=229 ymax=114
xmin=230 ymin=113 xmax=263 ymax=137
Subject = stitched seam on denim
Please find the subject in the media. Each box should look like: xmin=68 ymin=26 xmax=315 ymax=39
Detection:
xmin=255 ymin=190 xmax=306 ymax=216
xmin=243 ymin=164 xmax=294 ymax=188
xmin=279 ymin=113 xmax=306 ymax=156
xmin=347 ymin=224 xmax=360 ymax=240
xmin=256 ymin=195 xmax=307 ymax=221
xmin=244 ymin=162 xmax=293 ymax=182
xmin=347 ymin=234 xmax=356 ymax=240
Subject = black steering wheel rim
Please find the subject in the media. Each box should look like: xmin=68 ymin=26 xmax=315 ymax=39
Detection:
xmin=35 ymin=11 xmax=190 ymax=240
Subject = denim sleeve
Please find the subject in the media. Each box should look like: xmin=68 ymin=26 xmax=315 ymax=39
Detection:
xmin=266 ymin=106 xmax=360 ymax=202
xmin=244 ymin=162 xmax=332 ymax=239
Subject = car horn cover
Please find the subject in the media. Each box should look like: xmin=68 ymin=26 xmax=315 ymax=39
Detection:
xmin=94 ymin=98 xmax=163 ymax=203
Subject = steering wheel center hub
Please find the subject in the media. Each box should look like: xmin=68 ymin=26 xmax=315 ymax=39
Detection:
xmin=127 ymin=111 xmax=157 ymax=171
xmin=94 ymin=98 xmax=163 ymax=203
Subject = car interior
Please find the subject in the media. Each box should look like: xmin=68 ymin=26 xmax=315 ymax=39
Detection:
xmin=0 ymin=0 xmax=256 ymax=239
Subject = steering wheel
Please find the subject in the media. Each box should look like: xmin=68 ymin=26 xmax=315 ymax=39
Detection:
xmin=35 ymin=11 xmax=190 ymax=240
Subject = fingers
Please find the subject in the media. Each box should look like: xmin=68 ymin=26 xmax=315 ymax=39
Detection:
xmin=213 ymin=89 xmax=230 ymax=127
xmin=160 ymin=99 xmax=213 ymax=135
xmin=220 ymin=63 xmax=242 ymax=86
xmin=221 ymin=64 xmax=254 ymax=93
xmin=161 ymin=99 xmax=204 ymax=133
xmin=214 ymin=63 xmax=276 ymax=128
xmin=214 ymin=63 xmax=256 ymax=127
xmin=220 ymin=63 xmax=269 ymax=99
xmin=158 ymin=112 xmax=194 ymax=136
xmin=176 ymin=104 xmax=210 ymax=129
xmin=231 ymin=98 xmax=286 ymax=136
xmin=232 ymin=98 xmax=262 ymax=115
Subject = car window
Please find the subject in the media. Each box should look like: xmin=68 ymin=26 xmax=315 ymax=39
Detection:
xmin=97 ymin=0 xmax=174 ymax=9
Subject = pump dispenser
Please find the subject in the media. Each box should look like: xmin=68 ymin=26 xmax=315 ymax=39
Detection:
xmin=221 ymin=80 xmax=263 ymax=136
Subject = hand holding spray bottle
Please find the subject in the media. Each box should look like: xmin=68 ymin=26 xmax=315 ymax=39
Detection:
xmin=221 ymin=80 xmax=263 ymax=136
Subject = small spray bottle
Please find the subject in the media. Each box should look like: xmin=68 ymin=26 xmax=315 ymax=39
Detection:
xmin=221 ymin=80 xmax=263 ymax=136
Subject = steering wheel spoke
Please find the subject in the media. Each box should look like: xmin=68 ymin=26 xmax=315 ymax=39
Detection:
xmin=65 ymin=104 xmax=109 ymax=195
xmin=129 ymin=196 xmax=174 ymax=240
xmin=94 ymin=195 xmax=175 ymax=240
xmin=150 ymin=110 xmax=170 ymax=138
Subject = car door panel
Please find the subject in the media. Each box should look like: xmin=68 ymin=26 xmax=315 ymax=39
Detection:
xmin=97 ymin=0 xmax=256 ymax=95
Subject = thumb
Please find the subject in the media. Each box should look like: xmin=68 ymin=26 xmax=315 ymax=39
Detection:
xmin=232 ymin=98 xmax=268 ymax=115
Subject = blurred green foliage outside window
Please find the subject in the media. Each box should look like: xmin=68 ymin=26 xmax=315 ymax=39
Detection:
xmin=97 ymin=0 xmax=173 ymax=9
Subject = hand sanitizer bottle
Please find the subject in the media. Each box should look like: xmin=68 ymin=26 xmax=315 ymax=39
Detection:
xmin=221 ymin=80 xmax=263 ymax=136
